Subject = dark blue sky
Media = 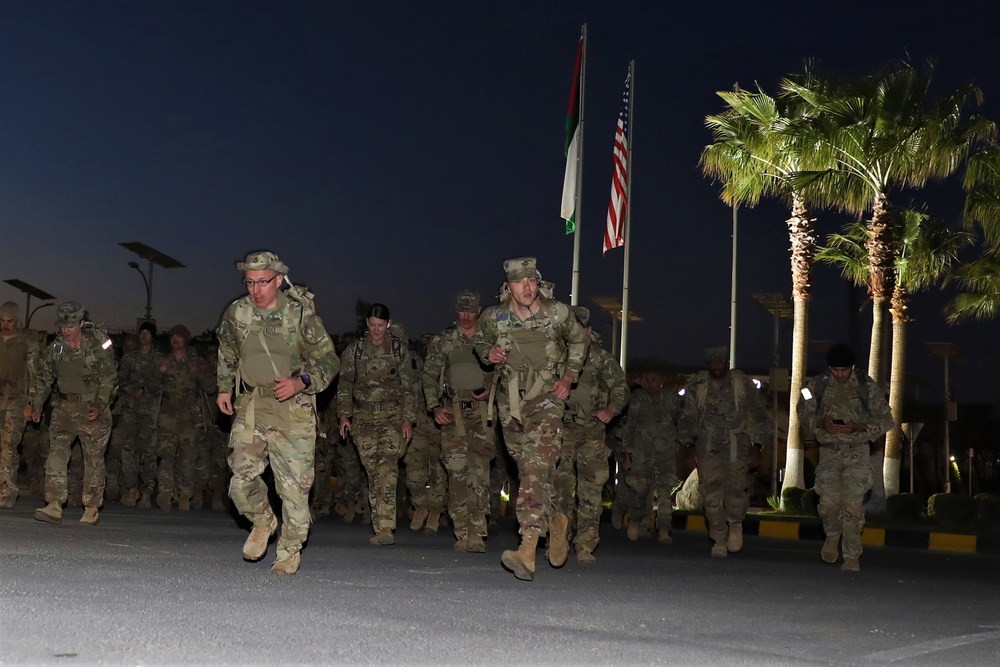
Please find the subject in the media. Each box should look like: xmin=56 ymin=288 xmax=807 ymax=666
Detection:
xmin=2 ymin=1 xmax=997 ymax=402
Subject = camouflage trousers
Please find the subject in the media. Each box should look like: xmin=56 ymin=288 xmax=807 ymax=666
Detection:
xmin=110 ymin=405 xmax=158 ymax=494
xmin=497 ymin=393 xmax=565 ymax=536
xmin=815 ymin=444 xmax=872 ymax=560
xmin=610 ymin=448 xmax=630 ymax=520
xmin=155 ymin=413 xmax=203 ymax=502
xmin=0 ymin=396 xmax=29 ymax=504
xmin=352 ymin=412 xmax=405 ymax=532
xmin=203 ymin=424 xmax=230 ymax=504
xmin=696 ymin=439 xmax=751 ymax=543
xmin=44 ymin=402 xmax=112 ymax=509
xmin=626 ymin=441 xmax=678 ymax=531
xmin=20 ymin=419 xmax=47 ymax=495
xmin=490 ymin=433 xmax=515 ymax=520
xmin=228 ymin=393 xmax=316 ymax=561
xmin=334 ymin=437 xmax=368 ymax=515
xmin=310 ymin=434 xmax=336 ymax=514
xmin=554 ymin=420 xmax=610 ymax=549
xmin=404 ymin=419 xmax=446 ymax=514
xmin=440 ymin=402 xmax=495 ymax=539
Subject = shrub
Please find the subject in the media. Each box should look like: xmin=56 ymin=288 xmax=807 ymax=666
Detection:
xmin=800 ymin=488 xmax=819 ymax=516
xmin=781 ymin=486 xmax=805 ymax=513
xmin=885 ymin=493 xmax=927 ymax=522
xmin=973 ymin=493 xmax=1000 ymax=530
xmin=927 ymin=493 xmax=976 ymax=530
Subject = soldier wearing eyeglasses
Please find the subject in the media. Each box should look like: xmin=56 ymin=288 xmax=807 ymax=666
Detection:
xmin=216 ymin=251 xmax=339 ymax=575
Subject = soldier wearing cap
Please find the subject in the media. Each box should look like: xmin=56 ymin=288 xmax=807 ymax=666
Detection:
xmin=679 ymin=345 xmax=771 ymax=557
xmin=1 ymin=302 xmax=37 ymax=508
xmin=472 ymin=257 xmax=588 ymax=581
xmin=146 ymin=324 xmax=215 ymax=512
xmin=402 ymin=333 xmax=446 ymax=535
xmin=217 ymin=251 xmax=339 ymax=575
xmin=337 ymin=303 xmax=418 ymax=546
xmin=798 ymin=343 xmax=893 ymax=572
xmin=115 ymin=320 xmax=160 ymax=508
xmin=423 ymin=290 xmax=497 ymax=552
xmin=552 ymin=306 xmax=629 ymax=564
xmin=29 ymin=302 xmax=117 ymax=525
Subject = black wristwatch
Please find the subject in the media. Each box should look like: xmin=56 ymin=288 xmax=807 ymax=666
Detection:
xmin=299 ymin=373 xmax=312 ymax=388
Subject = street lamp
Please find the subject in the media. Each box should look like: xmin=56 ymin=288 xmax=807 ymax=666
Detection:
xmin=591 ymin=296 xmax=643 ymax=368
xmin=3 ymin=278 xmax=56 ymax=328
xmin=752 ymin=293 xmax=792 ymax=497
xmin=119 ymin=242 xmax=185 ymax=328
xmin=927 ymin=342 xmax=962 ymax=494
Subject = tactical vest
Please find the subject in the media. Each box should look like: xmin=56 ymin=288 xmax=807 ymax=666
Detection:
xmin=445 ymin=338 xmax=484 ymax=393
xmin=567 ymin=341 xmax=596 ymax=415
xmin=230 ymin=287 xmax=315 ymax=394
xmin=813 ymin=371 xmax=870 ymax=416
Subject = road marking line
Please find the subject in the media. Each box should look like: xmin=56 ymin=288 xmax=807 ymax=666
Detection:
xmin=866 ymin=629 xmax=1000 ymax=662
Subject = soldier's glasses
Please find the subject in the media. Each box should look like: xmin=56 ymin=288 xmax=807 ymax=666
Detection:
xmin=243 ymin=275 xmax=278 ymax=288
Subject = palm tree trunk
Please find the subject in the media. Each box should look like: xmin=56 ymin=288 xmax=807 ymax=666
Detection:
xmin=780 ymin=194 xmax=815 ymax=505
xmin=884 ymin=286 xmax=908 ymax=497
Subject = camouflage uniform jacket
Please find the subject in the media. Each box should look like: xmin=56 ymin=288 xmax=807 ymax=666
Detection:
xmin=679 ymin=370 xmax=770 ymax=447
xmin=1 ymin=329 xmax=37 ymax=405
xmin=566 ymin=333 xmax=629 ymax=422
xmin=471 ymin=296 xmax=587 ymax=391
xmin=146 ymin=352 xmax=216 ymax=423
xmin=336 ymin=332 xmax=417 ymax=422
xmin=31 ymin=326 xmax=117 ymax=412
xmin=422 ymin=326 xmax=493 ymax=411
xmin=622 ymin=387 xmax=682 ymax=454
xmin=798 ymin=370 xmax=893 ymax=447
xmin=117 ymin=347 xmax=160 ymax=410
xmin=216 ymin=288 xmax=338 ymax=396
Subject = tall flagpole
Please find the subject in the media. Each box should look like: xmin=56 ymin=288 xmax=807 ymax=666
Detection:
xmin=619 ymin=59 xmax=635 ymax=371
xmin=570 ymin=24 xmax=587 ymax=306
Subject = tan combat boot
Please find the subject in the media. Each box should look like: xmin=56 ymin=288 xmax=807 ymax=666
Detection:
xmin=177 ymin=496 xmax=190 ymax=511
xmin=121 ymin=488 xmax=139 ymax=507
xmin=156 ymin=491 xmax=172 ymax=512
xmin=841 ymin=557 xmax=860 ymax=572
xmin=576 ymin=545 xmax=596 ymax=564
xmin=465 ymin=534 xmax=486 ymax=553
xmin=190 ymin=493 xmax=203 ymax=511
xmin=80 ymin=507 xmax=99 ymax=525
xmin=626 ymin=516 xmax=642 ymax=541
xmin=547 ymin=513 xmax=570 ymax=568
xmin=711 ymin=540 xmax=728 ymax=557
xmin=423 ymin=511 xmax=441 ymax=535
xmin=501 ymin=531 xmax=539 ymax=581
xmin=821 ymin=535 xmax=840 ymax=564
xmin=138 ymin=493 xmax=152 ymax=509
xmin=369 ymin=528 xmax=395 ymax=545
xmin=658 ymin=529 xmax=673 ymax=544
xmin=35 ymin=501 xmax=63 ymax=524
xmin=243 ymin=512 xmax=278 ymax=561
xmin=271 ymin=552 xmax=301 ymax=575
xmin=410 ymin=507 xmax=429 ymax=532
xmin=727 ymin=522 xmax=743 ymax=553
xmin=342 ymin=501 xmax=357 ymax=524
xmin=611 ymin=511 xmax=624 ymax=531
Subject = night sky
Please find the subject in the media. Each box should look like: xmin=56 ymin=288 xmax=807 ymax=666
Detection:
xmin=2 ymin=1 xmax=997 ymax=402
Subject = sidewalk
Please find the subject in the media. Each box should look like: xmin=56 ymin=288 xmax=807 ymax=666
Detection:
xmin=667 ymin=511 xmax=1000 ymax=555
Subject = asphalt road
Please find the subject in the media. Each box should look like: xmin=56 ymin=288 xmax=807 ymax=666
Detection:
xmin=2 ymin=503 xmax=998 ymax=666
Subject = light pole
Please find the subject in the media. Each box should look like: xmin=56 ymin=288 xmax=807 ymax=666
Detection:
xmin=119 ymin=242 xmax=185 ymax=328
xmin=29 ymin=302 xmax=55 ymax=327
xmin=752 ymin=293 xmax=792 ymax=497
xmin=928 ymin=342 xmax=962 ymax=494
xmin=591 ymin=296 xmax=643 ymax=370
xmin=3 ymin=278 xmax=56 ymax=328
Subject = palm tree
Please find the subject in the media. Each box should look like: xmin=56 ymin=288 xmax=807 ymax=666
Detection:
xmin=820 ymin=211 xmax=973 ymax=495
xmin=701 ymin=79 xmax=825 ymax=498
xmin=783 ymin=61 xmax=994 ymax=508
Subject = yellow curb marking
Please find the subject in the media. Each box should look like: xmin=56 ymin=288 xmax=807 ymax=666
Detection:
xmin=928 ymin=532 xmax=977 ymax=554
xmin=758 ymin=520 xmax=799 ymax=539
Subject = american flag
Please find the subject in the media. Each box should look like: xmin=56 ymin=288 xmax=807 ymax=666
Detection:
xmin=604 ymin=73 xmax=630 ymax=255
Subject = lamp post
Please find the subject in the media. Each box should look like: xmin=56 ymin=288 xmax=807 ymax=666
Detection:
xmin=591 ymin=296 xmax=643 ymax=369
xmin=752 ymin=293 xmax=792 ymax=497
xmin=119 ymin=242 xmax=185 ymax=328
xmin=3 ymin=279 xmax=56 ymax=328
xmin=927 ymin=342 xmax=962 ymax=494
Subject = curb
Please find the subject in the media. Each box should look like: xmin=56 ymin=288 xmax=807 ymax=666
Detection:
xmin=667 ymin=513 xmax=1000 ymax=555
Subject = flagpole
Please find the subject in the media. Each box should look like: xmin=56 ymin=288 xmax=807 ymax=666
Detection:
xmin=570 ymin=23 xmax=587 ymax=306
xmin=619 ymin=59 xmax=635 ymax=371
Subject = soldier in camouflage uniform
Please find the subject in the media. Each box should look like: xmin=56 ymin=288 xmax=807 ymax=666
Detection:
xmin=217 ymin=251 xmax=339 ymax=575
xmin=309 ymin=395 xmax=337 ymax=520
xmin=622 ymin=367 xmax=682 ymax=544
xmin=798 ymin=343 xmax=893 ymax=572
xmin=404 ymin=335 xmax=446 ymax=534
xmin=472 ymin=257 xmax=588 ymax=581
xmin=337 ymin=304 xmax=417 ymax=546
xmin=607 ymin=407 xmax=631 ymax=530
xmin=200 ymin=346 xmax=231 ymax=510
xmin=103 ymin=334 xmax=136 ymax=502
xmin=1 ymin=302 xmax=35 ymax=508
xmin=680 ymin=346 xmax=770 ymax=557
xmin=552 ymin=306 xmax=629 ymax=564
xmin=115 ymin=321 xmax=160 ymax=508
xmin=29 ymin=302 xmax=117 ymax=525
xmin=423 ymin=291 xmax=496 ymax=552
xmin=146 ymin=325 xmax=215 ymax=512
